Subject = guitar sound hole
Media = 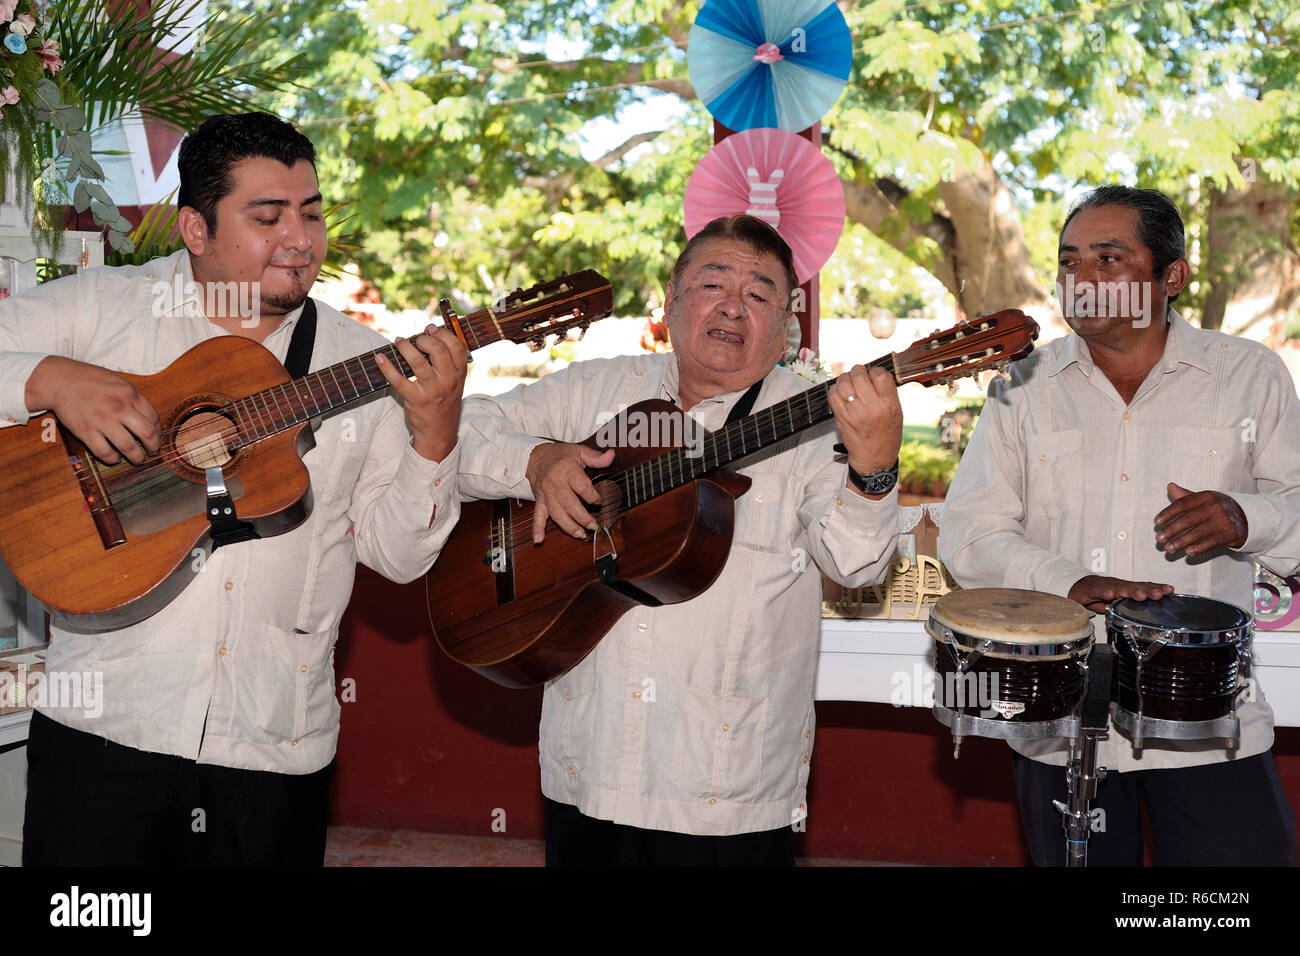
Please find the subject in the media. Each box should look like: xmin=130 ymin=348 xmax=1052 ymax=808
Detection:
xmin=175 ymin=410 xmax=238 ymax=470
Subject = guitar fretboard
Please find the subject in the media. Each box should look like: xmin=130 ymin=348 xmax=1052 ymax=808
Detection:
xmin=226 ymin=344 xmax=417 ymax=448
xmin=219 ymin=273 xmax=611 ymax=449
xmin=607 ymin=353 xmax=896 ymax=510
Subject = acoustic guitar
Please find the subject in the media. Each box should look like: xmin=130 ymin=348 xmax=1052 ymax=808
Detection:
xmin=0 ymin=270 xmax=613 ymax=630
xmin=427 ymin=309 xmax=1039 ymax=688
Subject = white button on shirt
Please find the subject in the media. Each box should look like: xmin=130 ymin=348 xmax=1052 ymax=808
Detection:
xmin=458 ymin=353 xmax=899 ymax=835
xmin=0 ymin=251 xmax=461 ymax=774
xmin=940 ymin=313 xmax=1300 ymax=771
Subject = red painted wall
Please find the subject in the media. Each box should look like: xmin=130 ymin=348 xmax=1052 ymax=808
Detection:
xmin=332 ymin=567 xmax=1300 ymax=864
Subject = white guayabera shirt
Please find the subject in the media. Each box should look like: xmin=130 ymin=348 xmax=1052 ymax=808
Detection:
xmin=941 ymin=311 xmax=1300 ymax=771
xmin=0 ymin=250 xmax=461 ymax=774
xmin=458 ymin=354 xmax=899 ymax=836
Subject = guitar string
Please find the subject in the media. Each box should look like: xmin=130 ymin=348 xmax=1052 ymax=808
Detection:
xmin=94 ymin=297 xmax=599 ymax=485
xmin=491 ymin=384 xmax=841 ymax=552
xmin=95 ymin=323 xmax=1006 ymax=507
xmin=95 ymin=347 xmax=402 ymax=486
xmin=83 ymin=293 xmax=611 ymax=500
xmin=485 ymin=329 xmax=1012 ymax=550
xmin=94 ymin=289 xmax=601 ymax=476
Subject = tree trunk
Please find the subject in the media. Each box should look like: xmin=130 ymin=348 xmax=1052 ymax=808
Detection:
xmin=938 ymin=165 xmax=1048 ymax=318
xmin=843 ymin=161 xmax=1049 ymax=318
xmin=1203 ymin=176 xmax=1299 ymax=337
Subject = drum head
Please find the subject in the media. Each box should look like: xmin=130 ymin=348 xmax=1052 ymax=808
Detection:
xmin=1109 ymin=594 xmax=1251 ymax=632
xmin=929 ymin=588 xmax=1092 ymax=644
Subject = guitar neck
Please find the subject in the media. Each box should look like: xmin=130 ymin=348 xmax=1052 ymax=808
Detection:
xmin=614 ymin=353 xmax=897 ymax=510
xmin=227 ymin=303 xmax=513 ymax=447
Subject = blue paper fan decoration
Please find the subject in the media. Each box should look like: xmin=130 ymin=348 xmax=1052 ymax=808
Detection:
xmin=687 ymin=0 xmax=853 ymax=132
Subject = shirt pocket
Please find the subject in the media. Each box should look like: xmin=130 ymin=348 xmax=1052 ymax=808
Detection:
xmin=731 ymin=472 xmax=799 ymax=555
xmin=243 ymin=623 xmax=339 ymax=744
xmin=310 ymin=412 xmax=372 ymax=503
xmin=540 ymin=656 xmax=598 ymax=778
xmin=1152 ymin=425 xmax=1252 ymax=493
xmin=668 ymin=685 xmax=766 ymax=803
xmin=1024 ymin=429 xmax=1083 ymax=552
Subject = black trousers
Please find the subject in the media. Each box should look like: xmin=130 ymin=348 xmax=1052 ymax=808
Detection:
xmin=22 ymin=711 xmax=335 ymax=866
xmin=1012 ymin=750 xmax=1296 ymax=866
xmin=543 ymin=796 xmax=795 ymax=866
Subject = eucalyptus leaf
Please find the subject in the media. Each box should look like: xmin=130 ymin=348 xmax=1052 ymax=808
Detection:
xmin=65 ymin=131 xmax=93 ymax=156
xmin=72 ymin=181 xmax=92 ymax=214
xmin=84 ymin=182 xmax=114 ymax=205
xmin=56 ymin=106 xmax=88 ymax=131
xmin=32 ymin=77 xmax=61 ymax=111
xmin=89 ymin=199 xmax=115 ymax=221
xmin=107 ymin=231 xmax=135 ymax=254
xmin=79 ymin=157 xmax=106 ymax=180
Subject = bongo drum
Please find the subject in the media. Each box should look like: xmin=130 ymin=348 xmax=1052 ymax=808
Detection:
xmin=927 ymin=588 xmax=1093 ymax=745
xmin=1107 ymin=594 xmax=1251 ymax=745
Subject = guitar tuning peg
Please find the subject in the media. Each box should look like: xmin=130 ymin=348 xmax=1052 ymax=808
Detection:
xmin=946 ymin=381 xmax=960 ymax=398
xmin=569 ymin=323 xmax=588 ymax=342
xmin=527 ymin=336 xmax=546 ymax=352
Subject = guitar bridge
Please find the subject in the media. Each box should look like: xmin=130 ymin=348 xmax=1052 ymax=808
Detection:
xmin=489 ymin=500 xmax=515 ymax=605
xmin=62 ymin=430 xmax=127 ymax=550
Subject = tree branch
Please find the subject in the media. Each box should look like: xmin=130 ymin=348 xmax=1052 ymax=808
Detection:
xmin=592 ymin=130 xmax=665 ymax=170
xmin=522 ymin=130 xmax=668 ymax=206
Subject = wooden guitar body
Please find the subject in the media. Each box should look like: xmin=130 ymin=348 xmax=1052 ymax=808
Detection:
xmin=0 ymin=270 xmax=614 ymax=630
xmin=428 ymin=400 xmax=751 ymax=688
xmin=0 ymin=336 xmax=313 ymax=630
xmin=428 ymin=309 xmax=1041 ymax=689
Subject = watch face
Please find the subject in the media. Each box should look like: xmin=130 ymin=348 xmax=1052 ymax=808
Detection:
xmin=864 ymin=470 xmax=898 ymax=494
xmin=851 ymin=463 xmax=898 ymax=495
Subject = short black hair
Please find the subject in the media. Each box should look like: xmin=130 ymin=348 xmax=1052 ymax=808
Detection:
xmin=177 ymin=112 xmax=317 ymax=235
xmin=672 ymin=215 xmax=799 ymax=311
xmin=1060 ymin=185 xmax=1186 ymax=302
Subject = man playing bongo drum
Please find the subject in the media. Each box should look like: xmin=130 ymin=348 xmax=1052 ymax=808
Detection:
xmin=940 ymin=185 xmax=1298 ymax=865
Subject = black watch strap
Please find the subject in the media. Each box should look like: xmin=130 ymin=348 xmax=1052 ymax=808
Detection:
xmin=847 ymin=459 xmax=899 ymax=496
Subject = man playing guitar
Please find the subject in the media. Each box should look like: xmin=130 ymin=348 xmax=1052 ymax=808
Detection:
xmin=1 ymin=112 xmax=468 ymax=865
xmin=457 ymin=215 xmax=903 ymax=865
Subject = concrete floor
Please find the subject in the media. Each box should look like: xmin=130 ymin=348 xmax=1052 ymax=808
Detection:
xmin=324 ymin=825 xmax=905 ymax=867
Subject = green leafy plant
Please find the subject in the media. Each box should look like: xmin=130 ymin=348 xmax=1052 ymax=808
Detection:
xmin=936 ymin=398 xmax=985 ymax=455
xmin=5 ymin=0 xmax=305 ymax=251
xmin=899 ymin=440 xmax=959 ymax=497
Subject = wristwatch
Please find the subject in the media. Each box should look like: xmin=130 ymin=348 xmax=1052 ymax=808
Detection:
xmin=847 ymin=459 xmax=899 ymax=496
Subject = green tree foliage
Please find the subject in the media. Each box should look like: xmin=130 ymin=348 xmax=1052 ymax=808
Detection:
xmin=222 ymin=0 xmax=1300 ymax=324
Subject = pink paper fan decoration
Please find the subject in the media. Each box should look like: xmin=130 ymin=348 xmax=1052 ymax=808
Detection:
xmin=684 ymin=128 xmax=845 ymax=285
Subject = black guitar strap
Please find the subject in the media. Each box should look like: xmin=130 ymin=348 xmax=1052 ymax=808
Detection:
xmin=724 ymin=377 xmax=765 ymax=425
xmin=207 ymin=299 xmax=319 ymax=550
xmin=283 ymin=297 xmax=318 ymax=379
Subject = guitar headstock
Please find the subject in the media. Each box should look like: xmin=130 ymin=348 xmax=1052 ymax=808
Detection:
xmin=439 ymin=270 xmax=614 ymax=353
xmin=893 ymin=309 xmax=1039 ymax=387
